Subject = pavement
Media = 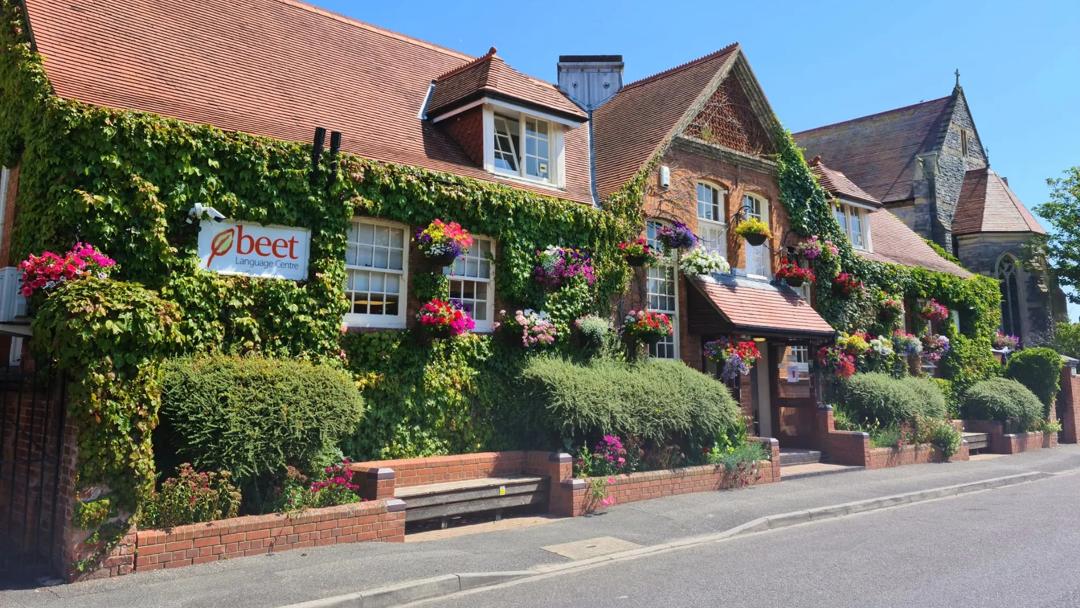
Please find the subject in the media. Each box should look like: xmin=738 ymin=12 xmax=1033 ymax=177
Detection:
xmin=5 ymin=445 xmax=1080 ymax=608
xmin=422 ymin=466 xmax=1080 ymax=608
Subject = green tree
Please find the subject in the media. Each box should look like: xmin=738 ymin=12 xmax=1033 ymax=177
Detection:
xmin=1053 ymin=322 xmax=1080 ymax=359
xmin=1035 ymin=167 xmax=1080 ymax=302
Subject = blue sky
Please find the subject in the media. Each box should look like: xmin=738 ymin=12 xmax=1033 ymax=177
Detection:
xmin=320 ymin=0 xmax=1080 ymax=315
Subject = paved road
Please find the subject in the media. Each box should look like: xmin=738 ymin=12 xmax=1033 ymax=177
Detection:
xmin=426 ymin=471 xmax=1080 ymax=608
xmin=5 ymin=447 xmax=1080 ymax=608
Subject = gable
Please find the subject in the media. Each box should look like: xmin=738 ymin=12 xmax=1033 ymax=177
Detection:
xmin=683 ymin=75 xmax=775 ymax=156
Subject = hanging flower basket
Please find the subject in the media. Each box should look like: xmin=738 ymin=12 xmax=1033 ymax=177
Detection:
xmin=18 ymin=242 xmax=117 ymax=298
xmin=655 ymin=222 xmax=697 ymax=252
xmin=921 ymin=333 xmax=951 ymax=364
xmin=622 ymin=310 xmax=673 ymax=345
xmin=832 ymin=272 xmax=863 ymax=298
xmin=416 ymin=298 xmax=475 ymax=338
xmin=498 ymin=309 xmax=557 ymax=348
xmin=775 ymin=260 xmax=815 ymax=288
xmin=993 ymin=331 xmax=1020 ymax=351
xmin=415 ymin=219 xmax=473 ymax=265
xmin=878 ymin=294 xmax=905 ymax=324
xmin=892 ymin=330 xmax=923 ymax=357
xmin=618 ymin=237 xmax=661 ymax=267
xmin=733 ymin=217 xmax=771 ymax=247
xmin=919 ymin=298 xmax=950 ymax=323
xmin=679 ymin=247 xmax=730 ymax=276
xmin=704 ymin=339 xmax=761 ymax=382
xmin=533 ymin=245 xmax=596 ymax=290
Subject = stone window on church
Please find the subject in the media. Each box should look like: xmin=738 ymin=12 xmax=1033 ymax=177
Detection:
xmin=997 ymin=254 xmax=1023 ymax=338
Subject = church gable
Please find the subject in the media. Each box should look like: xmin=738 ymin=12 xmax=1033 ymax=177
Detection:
xmin=683 ymin=75 xmax=775 ymax=156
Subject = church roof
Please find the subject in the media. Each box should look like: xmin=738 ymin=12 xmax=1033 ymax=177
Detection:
xmin=808 ymin=157 xmax=881 ymax=207
xmin=953 ymin=167 xmax=1045 ymax=235
xmin=860 ymin=210 xmax=971 ymax=277
xmin=794 ymin=95 xmax=955 ymax=203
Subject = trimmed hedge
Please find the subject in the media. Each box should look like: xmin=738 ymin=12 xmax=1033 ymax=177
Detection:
xmin=1005 ymin=347 xmax=1063 ymax=417
xmin=899 ymin=376 xmax=949 ymax=420
xmin=839 ymin=373 xmax=921 ymax=427
xmin=962 ymin=378 xmax=1043 ymax=432
xmin=158 ymin=356 xmax=365 ymax=507
xmin=519 ymin=356 xmax=741 ymax=447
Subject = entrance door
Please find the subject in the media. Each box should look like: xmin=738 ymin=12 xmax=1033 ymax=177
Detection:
xmin=769 ymin=342 xmax=818 ymax=447
xmin=752 ymin=343 xmax=772 ymax=438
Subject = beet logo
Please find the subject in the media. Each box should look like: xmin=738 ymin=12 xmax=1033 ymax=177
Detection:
xmin=207 ymin=227 xmax=236 ymax=267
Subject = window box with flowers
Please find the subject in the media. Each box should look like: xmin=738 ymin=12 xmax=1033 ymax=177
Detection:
xmin=19 ymin=242 xmax=117 ymax=300
xmin=775 ymin=260 xmax=815 ymax=288
xmin=733 ymin=217 xmax=771 ymax=247
xmin=679 ymin=247 xmax=730 ymax=277
xmin=414 ymin=219 xmax=473 ymax=266
xmin=533 ymin=245 xmax=596 ymax=290
xmin=704 ymin=339 xmax=761 ymax=382
xmin=655 ymin=221 xmax=697 ymax=253
xmin=618 ymin=237 xmax=661 ymax=268
xmin=416 ymin=298 xmax=475 ymax=338
xmin=622 ymin=310 xmax=673 ymax=346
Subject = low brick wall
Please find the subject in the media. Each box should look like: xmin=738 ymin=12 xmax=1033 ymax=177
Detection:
xmin=69 ymin=498 xmax=405 ymax=580
xmin=556 ymin=438 xmax=780 ymax=517
xmin=815 ymin=408 xmax=968 ymax=469
xmin=964 ymin=420 xmax=1044 ymax=455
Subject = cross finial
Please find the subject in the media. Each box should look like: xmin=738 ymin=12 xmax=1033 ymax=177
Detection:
xmin=954 ymin=69 xmax=960 ymax=87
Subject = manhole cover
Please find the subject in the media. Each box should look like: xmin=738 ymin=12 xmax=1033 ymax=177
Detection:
xmin=542 ymin=536 xmax=642 ymax=560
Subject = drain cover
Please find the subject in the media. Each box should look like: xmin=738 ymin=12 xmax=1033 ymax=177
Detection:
xmin=542 ymin=536 xmax=642 ymax=560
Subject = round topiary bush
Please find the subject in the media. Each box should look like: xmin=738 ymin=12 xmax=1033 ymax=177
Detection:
xmin=899 ymin=376 xmax=949 ymax=420
xmin=839 ymin=373 xmax=921 ymax=427
xmin=158 ymin=355 xmax=365 ymax=508
xmin=962 ymin=377 xmax=1043 ymax=432
xmin=1005 ymin=347 xmax=1063 ymax=417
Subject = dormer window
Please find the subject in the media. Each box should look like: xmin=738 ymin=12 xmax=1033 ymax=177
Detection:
xmin=834 ymin=202 xmax=872 ymax=251
xmin=492 ymin=113 xmax=555 ymax=183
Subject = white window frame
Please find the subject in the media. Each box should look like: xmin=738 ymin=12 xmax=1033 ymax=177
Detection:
xmin=443 ymin=235 xmax=496 ymax=332
xmin=741 ymin=193 xmax=770 ymax=279
xmin=789 ymin=345 xmax=809 ymax=372
xmin=696 ymin=182 xmax=728 ymax=257
xmin=482 ymin=105 xmax=565 ymax=188
xmin=344 ymin=217 xmax=409 ymax=329
xmin=835 ymin=201 xmax=873 ymax=252
xmin=646 ymin=220 xmax=679 ymax=360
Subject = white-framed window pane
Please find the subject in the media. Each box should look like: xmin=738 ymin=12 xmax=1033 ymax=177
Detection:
xmin=524 ymin=118 xmax=550 ymax=180
xmin=646 ymin=264 xmax=678 ymax=359
xmin=834 ymin=206 xmax=848 ymax=235
xmin=743 ymin=194 xmax=764 ymax=220
xmin=850 ymin=208 xmax=865 ymax=249
xmin=699 ymin=221 xmax=726 ymax=257
xmin=493 ymin=115 xmax=520 ymax=172
xmin=345 ymin=219 xmax=407 ymax=327
xmin=742 ymin=195 xmax=769 ymax=277
xmin=445 ymin=236 xmax=495 ymax=330
xmin=697 ymin=183 xmax=723 ymax=222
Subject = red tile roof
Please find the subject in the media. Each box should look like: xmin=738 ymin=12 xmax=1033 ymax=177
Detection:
xmin=23 ymin=0 xmax=593 ymax=204
xmin=809 ymin=157 xmax=881 ymax=207
xmin=793 ymin=95 xmax=954 ymax=203
xmin=690 ymin=276 xmax=835 ymax=337
xmin=592 ymin=44 xmax=741 ymax=198
xmin=428 ymin=49 xmax=586 ymax=120
xmin=859 ymin=210 xmax=971 ymax=277
xmin=953 ymin=167 xmax=1045 ymax=235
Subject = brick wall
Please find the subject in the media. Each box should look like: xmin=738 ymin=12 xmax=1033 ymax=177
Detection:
xmin=814 ymin=408 xmax=968 ymax=468
xmin=963 ymin=419 xmax=1044 ymax=455
xmin=441 ymin=107 xmax=484 ymax=166
xmin=557 ymin=438 xmax=780 ymax=517
xmin=683 ymin=77 xmax=775 ymax=156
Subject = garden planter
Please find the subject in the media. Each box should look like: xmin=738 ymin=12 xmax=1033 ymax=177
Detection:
xmin=743 ymin=233 xmax=767 ymax=247
xmin=423 ymin=251 xmax=459 ymax=267
xmin=625 ymin=253 xmax=651 ymax=267
xmin=785 ymin=277 xmax=805 ymax=288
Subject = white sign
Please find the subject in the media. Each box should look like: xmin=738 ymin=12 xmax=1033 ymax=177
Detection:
xmin=198 ymin=220 xmax=310 ymax=281
xmin=786 ymin=364 xmax=801 ymax=384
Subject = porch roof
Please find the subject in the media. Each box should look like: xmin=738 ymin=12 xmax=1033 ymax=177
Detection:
xmin=687 ymin=275 xmax=835 ymax=340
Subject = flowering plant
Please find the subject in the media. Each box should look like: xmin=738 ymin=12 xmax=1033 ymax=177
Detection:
xmin=794 ymin=236 xmax=838 ymax=260
xmin=733 ymin=217 xmax=772 ymax=245
xmin=414 ymin=219 xmax=473 ymax=262
xmin=837 ymin=331 xmax=871 ymax=356
xmin=817 ymin=345 xmax=856 ymax=379
xmin=704 ymin=339 xmax=761 ymax=382
xmin=892 ymin=330 xmax=923 ymax=357
xmin=919 ymin=298 xmax=950 ymax=323
xmin=775 ymin=260 xmax=816 ymax=287
xmin=622 ymin=310 xmax=673 ymax=344
xmin=501 ymin=309 xmax=557 ymax=348
xmin=921 ymin=333 xmax=951 ymax=364
xmin=679 ymin=247 xmax=730 ymax=276
xmin=656 ymin=221 xmax=697 ymax=251
xmin=416 ymin=298 xmax=475 ymax=337
xmin=879 ymin=294 xmax=905 ymax=322
xmin=867 ymin=335 xmax=894 ymax=358
xmin=993 ymin=331 xmax=1020 ymax=350
xmin=618 ymin=237 xmax=661 ymax=267
xmin=308 ymin=458 xmax=362 ymax=508
xmin=832 ymin=272 xmax=863 ymax=297
xmin=534 ymin=245 xmax=596 ymax=289
xmin=18 ymin=242 xmax=117 ymax=297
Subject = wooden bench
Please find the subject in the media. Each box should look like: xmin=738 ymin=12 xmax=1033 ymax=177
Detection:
xmin=395 ymin=475 xmax=548 ymax=526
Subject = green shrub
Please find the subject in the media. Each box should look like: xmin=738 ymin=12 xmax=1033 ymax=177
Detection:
xmin=1005 ymin=347 xmax=1063 ymax=416
xmin=158 ymin=355 xmax=365 ymax=508
xmin=915 ymin=417 xmax=962 ymax=459
xmin=962 ymin=378 xmax=1044 ymax=432
xmin=519 ymin=356 xmax=741 ymax=448
xmin=898 ymin=376 xmax=949 ymax=420
xmin=931 ymin=378 xmax=958 ymax=419
xmin=838 ymin=373 xmax=921 ymax=427
xmin=141 ymin=464 xmax=241 ymax=529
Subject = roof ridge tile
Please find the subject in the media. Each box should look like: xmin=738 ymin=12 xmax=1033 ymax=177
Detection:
xmin=793 ymin=95 xmax=952 ymax=136
xmin=621 ymin=42 xmax=739 ymax=91
xmin=433 ymin=46 xmax=496 ymax=82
